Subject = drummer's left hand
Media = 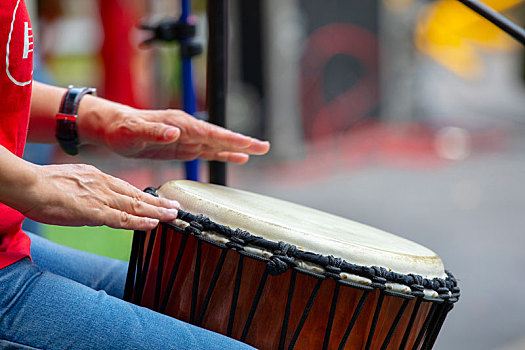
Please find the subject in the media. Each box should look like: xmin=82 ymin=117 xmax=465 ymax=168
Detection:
xmin=79 ymin=104 xmax=270 ymax=163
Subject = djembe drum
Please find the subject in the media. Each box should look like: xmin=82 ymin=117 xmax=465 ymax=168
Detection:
xmin=124 ymin=180 xmax=459 ymax=349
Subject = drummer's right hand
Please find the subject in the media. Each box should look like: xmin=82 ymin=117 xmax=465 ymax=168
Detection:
xmin=20 ymin=163 xmax=180 ymax=230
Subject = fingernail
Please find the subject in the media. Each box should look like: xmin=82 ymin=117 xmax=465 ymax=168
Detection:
xmin=235 ymin=133 xmax=252 ymax=142
xmin=164 ymin=128 xmax=178 ymax=140
xmin=148 ymin=218 xmax=159 ymax=225
xmin=166 ymin=209 xmax=179 ymax=217
xmin=168 ymin=200 xmax=180 ymax=209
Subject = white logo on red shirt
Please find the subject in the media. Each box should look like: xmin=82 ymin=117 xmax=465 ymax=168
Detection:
xmin=5 ymin=0 xmax=33 ymax=86
xmin=23 ymin=22 xmax=33 ymax=59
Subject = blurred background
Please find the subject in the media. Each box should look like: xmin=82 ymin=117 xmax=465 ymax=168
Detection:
xmin=24 ymin=0 xmax=525 ymax=349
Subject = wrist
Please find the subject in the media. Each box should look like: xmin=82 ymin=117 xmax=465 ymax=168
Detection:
xmin=76 ymin=94 xmax=105 ymax=147
xmin=76 ymin=94 xmax=133 ymax=148
xmin=0 ymin=147 xmax=39 ymax=212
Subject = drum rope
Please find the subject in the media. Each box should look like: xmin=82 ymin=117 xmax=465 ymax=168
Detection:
xmin=196 ymin=248 xmax=228 ymax=326
xmin=338 ymin=290 xmax=370 ymax=350
xmin=287 ymin=278 xmax=324 ymax=350
xmin=134 ymin=227 xmax=157 ymax=305
xmin=268 ymin=242 xmax=298 ymax=275
xmin=278 ymin=269 xmax=297 ymax=350
xmin=123 ymin=229 xmax=142 ymax=302
xmin=174 ymin=209 xmax=460 ymax=302
xmin=322 ymin=282 xmax=341 ymax=350
xmin=154 ymin=225 xmax=168 ymax=311
xmin=399 ymin=297 xmax=423 ymax=350
xmin=423 ymin=305 xmax=447 ymax=349
xmin=227 ymin=254 xmax=245 ymax=337
xmin=421 ymin=303 xmax=454 ymax=350
xmin=160 ymin=233 xmax=189 ymax=313
xmin=134 ymin=230 xmax=146 ymax=304
xmin=240 ymin=268 xmax=270 ymax=342
xmin=190 ymin=240 xmax=202 ymax=324
xmin=380 ymin=298 xmax=410 ymax=350
xmin=412 ymin=303 xmax=438 ymax=350
xmin=364 ymin=291 xmax=385 ymax=350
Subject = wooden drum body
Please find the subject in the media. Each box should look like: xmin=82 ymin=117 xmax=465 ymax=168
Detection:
xmin=125 ymin=181 xmax=459 ymax=350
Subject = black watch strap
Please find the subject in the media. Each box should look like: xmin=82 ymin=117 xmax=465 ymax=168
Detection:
xmin=55 ymin=87 xmax=96 ymax=156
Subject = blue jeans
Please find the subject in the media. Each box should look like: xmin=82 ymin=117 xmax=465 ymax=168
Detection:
xmin=0 ymin=233 xmax=254 ymax=350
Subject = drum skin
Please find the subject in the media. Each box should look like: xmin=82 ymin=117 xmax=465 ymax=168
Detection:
xmin=135 ymin=226 xmax=432 ymax=349
xmin=158 ymin=181 xmax=446 ymax=279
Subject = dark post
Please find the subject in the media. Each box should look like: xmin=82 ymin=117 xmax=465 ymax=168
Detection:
xmin=207 ymin=0 xmax=228 ymax=185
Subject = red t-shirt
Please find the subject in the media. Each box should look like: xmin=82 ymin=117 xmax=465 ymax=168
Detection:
xmin=0 ymin=0 xmax=34 ymax=269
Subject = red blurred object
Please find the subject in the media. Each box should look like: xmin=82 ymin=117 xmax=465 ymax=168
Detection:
xmin=98 ymin=0 xmax=141 ymax=107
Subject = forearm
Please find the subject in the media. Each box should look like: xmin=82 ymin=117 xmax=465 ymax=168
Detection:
xmin=28 ymin=82 xmax=66 ymax=144
xmin=28 ymin=82 xmax=269 ymax=161
xmin=0 ymin=146 xmax=38 ymax=213
xmin=28 ymin=82 xmax=126 ymax=146
xmin=0 ymin=145 xmax=178 ymax=229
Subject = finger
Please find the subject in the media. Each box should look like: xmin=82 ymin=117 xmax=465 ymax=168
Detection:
xmin=103 ymin=208 xmax=160 ymax=231
xmin=141 ymin=192 xmax=180 ymax=210
xmin=178 ymin=130 xmax=269 ymax=157
xmin=243 ymin=139 xmax=270 ymax=155
xmin=108 ymin=193 xmax=179 ymax=223
xmin=205 ymin=126 xmax=270 ymax=154
xmin=198 ymin=151 xmax=250 ymax=164
xmin=122 ymin=118 xmax=181 ymax=144
xmin=173 ymin=116 xmax=270 ymax=154
xmin=158 ymin=110 xmax=271 ymax=154
xmin=105 ymin=176 xmax=180 ymax=210
xmin=198 ymin=122 xmax=256 ymax=149
xmin=141 ymin=121 xmax=181 ymax=144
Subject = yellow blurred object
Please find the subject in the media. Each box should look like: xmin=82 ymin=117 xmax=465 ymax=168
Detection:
xmin=416 ymin=0 xmax=523 ymax=78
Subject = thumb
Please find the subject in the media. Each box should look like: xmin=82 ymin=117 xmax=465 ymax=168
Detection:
xmin=139 ymin=122 xmax=181 ymax=144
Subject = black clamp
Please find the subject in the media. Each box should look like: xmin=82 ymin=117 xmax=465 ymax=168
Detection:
xmin=141 ymin=19 xmax=203 ymax=58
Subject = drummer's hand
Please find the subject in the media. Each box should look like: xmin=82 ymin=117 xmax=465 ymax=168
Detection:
xmin=20 ymin=163 xmax=180 ymax=231
xmin=78 ymin=101 xmax=270 ymax=162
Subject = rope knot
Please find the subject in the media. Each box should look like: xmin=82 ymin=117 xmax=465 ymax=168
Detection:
xmin=324 ymin=256 xmax=343 ymax=278
xmin=226 ymin=229 xmax=251 ymax=250
xmin=267 ymin=256 xmax=290 ymax=275
xmin=409 ymin=274 xmax=424 ymax=286
xmin=185 ymin=221 xmax=202 ymax=235
xmin=230 ymin=229 xmax=250 ymax=244
xmin=266 ymin=242 xmax=297 ymax=275
xmin=195 ymin=215 xmax=212 ymax=228
xmin=274 ymin=242 xmax=296 ymax=256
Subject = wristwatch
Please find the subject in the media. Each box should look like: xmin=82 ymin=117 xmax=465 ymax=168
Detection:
xmin=55 ymin=86 xmax=96 ymax=155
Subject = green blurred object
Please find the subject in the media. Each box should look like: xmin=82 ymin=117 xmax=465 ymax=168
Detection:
xmin=43 ymin=225 xmax=133 ymax=262
xmin=47 ymin=54 xmax=102 ymax=88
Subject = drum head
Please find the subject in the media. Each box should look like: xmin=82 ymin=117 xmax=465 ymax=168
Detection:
xmin=158 ymin=180 xmax=446 ymax=279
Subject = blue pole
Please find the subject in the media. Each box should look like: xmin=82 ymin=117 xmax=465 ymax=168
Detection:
xmin=181 ymin=0 xmax=200 ymax=181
